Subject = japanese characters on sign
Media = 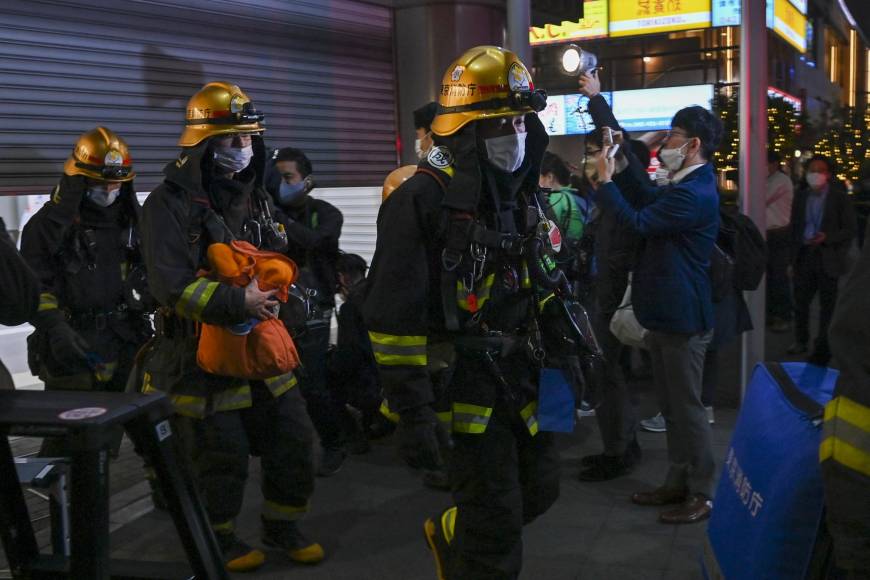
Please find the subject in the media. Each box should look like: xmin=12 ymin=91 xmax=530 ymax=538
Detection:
xmin=608 ymin=0 xmax=711 ymax=37
xmin=529 ymin=0 xmax=608 ymax=46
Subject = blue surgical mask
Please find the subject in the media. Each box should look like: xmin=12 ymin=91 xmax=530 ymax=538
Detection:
xmin=279 ymin=180 xmax=306 ymax=205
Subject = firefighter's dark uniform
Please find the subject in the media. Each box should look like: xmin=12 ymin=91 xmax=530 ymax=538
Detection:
xmin=21 ymin=129 xmax=152 ymax=460
xmin=139 ymin=82 xmax=319 ymax=569
xmin=271 ymin=194 xmax=348 ymax=452
xmin=0 ymin=217 xmax=39 ymax=390
xmin=822 ymin=220 xmax=870 ymax=575
xmin=363 ymin=46 xmax=560 ymax=580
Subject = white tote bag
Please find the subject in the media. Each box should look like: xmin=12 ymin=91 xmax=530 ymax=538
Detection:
xmin=609 ymin=275 xmax=649 ymax=349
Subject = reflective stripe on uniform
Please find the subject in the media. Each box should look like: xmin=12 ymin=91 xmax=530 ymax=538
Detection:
xmin=820 ymin=395 xmax=870 ymax=478
xmin=520 ymin=262 xmax=532 ymax=289
xmin=369 ymin=332 xmax=427 ymax=366
xmin=452 ymin=402 xmax=492 ymax=434
xmin=379 ymin=399 xmax=400 ymax=423
xmin=520 ymin=401 xmax=539 ymax=436
xmin=264 ymin=373 xmax=297 ymax=398
xmin=38 ymin=292 xmax=59 ymax=312
xmin=142 ymin=377 xmax=208 ymax=418
xmin=441 ymin=506 xmax=457 ymax=545
xmin=93 ymin=360 xmax=118 ymax=383
xmin=212 ymin=521 xmax=234 ymax=533
xmin=457 ymin=273 xmax=496 ymax=312
xmin=538 ymin=293 xmax=556 ymax=312
xmin=262 ymin=500 xmax=308 ymax=521
xmin=436 ymin=410 xmax=453 ymax=425
xmin=213 ymin=385 xmax=253 ymax=413
xmin=175 ymin=278 xmax=219 ymax=321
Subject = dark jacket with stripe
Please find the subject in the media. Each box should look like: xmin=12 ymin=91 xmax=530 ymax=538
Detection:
xmin=140 ymin=136 xmax=297 ymax=417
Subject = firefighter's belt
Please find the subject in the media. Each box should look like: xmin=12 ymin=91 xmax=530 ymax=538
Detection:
xmin=453 ymin=335 xmax=521 ymax=358
xmin=67 ymin=307 xmax=132 ymax=331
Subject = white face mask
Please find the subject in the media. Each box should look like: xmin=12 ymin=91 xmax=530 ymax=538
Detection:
xmin=87 ymin=184 xmax=121 ymax=207
xmin=485 ymin=132 xmax=527 ymax=173
xmin=654 ymin=166 xmax=672 ymax=186
xmin=414 ymin=139 xmax=426 ymax=160
xmin=658 ymin=141 xmax=689 ymax=172
xmin=806 ymin=172 xmax=828 ymax=189
xmin=214 ymin=145 xmax=253 ymax=173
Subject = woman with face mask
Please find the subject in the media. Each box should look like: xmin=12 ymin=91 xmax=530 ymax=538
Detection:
xmin=20 ymin=127 xmax=154 ymax=455
xmin=787 ymin=155 xmax=857 ymax=363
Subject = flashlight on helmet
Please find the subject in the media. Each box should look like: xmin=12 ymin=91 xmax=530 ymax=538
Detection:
xmin=560 ymin=44 xmax=598 ymax=77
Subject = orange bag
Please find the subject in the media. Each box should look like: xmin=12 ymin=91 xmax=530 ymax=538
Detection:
xmin=196 ymin=241 xmax=301 ymax=380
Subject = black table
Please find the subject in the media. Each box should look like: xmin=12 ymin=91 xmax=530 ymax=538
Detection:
xmin=0 ymin=390 xmax=227 ymax=579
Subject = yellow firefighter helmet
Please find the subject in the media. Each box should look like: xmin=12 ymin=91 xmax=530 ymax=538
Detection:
xmin=178 ymin=81 xmax=265 ymax=147
xmin=63 ymin=127 xmax=134 ymax=182
xmin=382 ymin=165 xmax=417 ymax=200
xmin=431 ymin=45 xmax=546 ymax=137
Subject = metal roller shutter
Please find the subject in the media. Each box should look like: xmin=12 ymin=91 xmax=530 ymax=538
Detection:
xmin=0 ymin=0 xmax=398 ymax=195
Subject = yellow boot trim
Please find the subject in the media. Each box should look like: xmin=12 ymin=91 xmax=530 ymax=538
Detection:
xmin=225 ymin=548 xmax=266 ymax=573
xmin=288 ymin=542 xmax=325 ymax=565
xmin=423 ymin=518 xmax=447 ymax=580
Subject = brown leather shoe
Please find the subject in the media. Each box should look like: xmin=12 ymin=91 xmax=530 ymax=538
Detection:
xmin=659 ymin=494 xmax=713 ymax=524
xmin=631 ymin=487 xmax=687 ymax=506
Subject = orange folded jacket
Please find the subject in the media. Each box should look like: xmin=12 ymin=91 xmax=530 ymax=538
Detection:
xmin=196 ymin=241 xmax=301 ymax=380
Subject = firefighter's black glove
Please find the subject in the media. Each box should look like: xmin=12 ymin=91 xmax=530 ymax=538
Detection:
xmin=396 ymin=404 xmax=449 ymax=471
xmin=35 ymin=311 xmax=90 ymax=369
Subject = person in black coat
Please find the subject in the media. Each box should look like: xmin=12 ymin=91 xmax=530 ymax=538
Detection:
xmin=0 ymin=217 xmax=40 ymax=390
xmin=787 ymin=155 xmax=856 ymax=364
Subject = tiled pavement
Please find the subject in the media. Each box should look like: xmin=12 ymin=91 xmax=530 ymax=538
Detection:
xmin=4 ymin=323 xmax=800 ymax=579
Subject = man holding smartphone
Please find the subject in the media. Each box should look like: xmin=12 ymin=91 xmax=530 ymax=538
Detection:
xmin=593 ymin=104 xmax=723 ymax=524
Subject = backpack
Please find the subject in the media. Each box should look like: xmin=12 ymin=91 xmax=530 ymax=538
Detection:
xmin=718 ymin=210 xmax=768 ymax=291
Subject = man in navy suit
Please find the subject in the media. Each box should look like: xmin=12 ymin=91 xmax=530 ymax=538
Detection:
xmin=595 ymin=106 xmax=722 ymax=525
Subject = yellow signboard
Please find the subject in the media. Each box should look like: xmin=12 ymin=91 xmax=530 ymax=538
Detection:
xmin=773 ymin=0 xmax=806 ymax=53
xmin=608 ymin=0 xmax=711 ymax=37
xmin=530 ymin=0 xmax=608 ymax=46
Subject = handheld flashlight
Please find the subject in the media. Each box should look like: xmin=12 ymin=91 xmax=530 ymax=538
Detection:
xmin=560 ymin=44 xmax=598 ymax=76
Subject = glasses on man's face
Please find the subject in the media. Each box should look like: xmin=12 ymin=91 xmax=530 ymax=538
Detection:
xmin=664 ymin=130 xmax=689 ymax=143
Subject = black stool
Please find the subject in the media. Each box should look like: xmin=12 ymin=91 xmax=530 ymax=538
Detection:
xmin=0 ymin=390 xmax=228 ymax=579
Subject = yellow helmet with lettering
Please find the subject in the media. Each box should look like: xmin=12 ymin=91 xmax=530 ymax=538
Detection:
xmin=63 ymin=127 xmax=134 ymax=182
xmin=431 ymin=45 xmax=547 ymax=137
xmin=178 ymin=81 xmax=265 ymax=147
xmin=381 ymin=165 xmax=417 ymax=200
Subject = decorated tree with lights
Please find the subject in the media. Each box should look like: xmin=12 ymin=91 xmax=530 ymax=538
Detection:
xmin=712 ymin=91 xmax=804 ymax=177
xmin=811 ymin=104 xmax=870 ymax=184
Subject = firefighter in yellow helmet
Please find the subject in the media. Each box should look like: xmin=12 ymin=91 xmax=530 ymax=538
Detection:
xmin=139 ymin=82 xmax=323 ymax=572
xmin=21 ymin=128 xmax=154 ymax=455
xmin=363 ymin=47 xmax=564 ymax=578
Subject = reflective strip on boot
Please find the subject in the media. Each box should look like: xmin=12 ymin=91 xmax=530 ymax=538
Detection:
xmin=175 ymin=278 xmax=219 ymax=321
xmin=440 ymin=506 xmax=457 ymax=545
xmin=262 ymin=500 xmax=309 ymax=521
xmin=451 ymin=402 xmax=492 ymax=434
xmin=265 ymin=372 xmax=298 ymax=397
xmin=820 ymin=395 xmax=870 ymax=478
xmin=380 ymin=399 xmax=400 ymax=423
xmin=520 ymin=401 xmax=539 ymax=436
xmin=369 ymin=332 xmax=427 ymax=366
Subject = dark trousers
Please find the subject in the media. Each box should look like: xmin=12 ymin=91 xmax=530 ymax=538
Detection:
xmin=700 ymin=347 xmax=717 ymax=408
xmin=767 ymin=227 xmax=794 ymax=320
xmin=647 ymin=330 xmax=715 ymax=497
xmin=296 ymin=317 xmax=349 ymax=450
xmin=183 ymin=385 xmax=315 ymax=526
xmin=591 ymin=308 xmax=637 ymax=456
xmin=448 ymin=357 xmax=560 ymax=580
xmin=793 ymin=246 xmax=839 ymax=359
